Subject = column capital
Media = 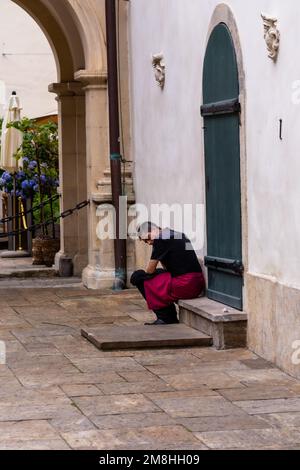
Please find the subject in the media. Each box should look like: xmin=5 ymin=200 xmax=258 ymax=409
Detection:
xmin=74 ymin=69 xmax=108 ymax=89
xmin=48 ymin=81 xmax=85 ymax=97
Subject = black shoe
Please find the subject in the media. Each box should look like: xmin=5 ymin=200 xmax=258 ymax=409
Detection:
xmin=144 ymin=319 xmax=167 ymax=325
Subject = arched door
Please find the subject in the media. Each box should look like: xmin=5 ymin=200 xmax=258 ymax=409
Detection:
xmin=201 ymin=23 xmax=243 ymax=310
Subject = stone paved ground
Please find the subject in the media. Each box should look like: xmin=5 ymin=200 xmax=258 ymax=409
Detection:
xmin=1 ymin=282 xmax=300 ymax=450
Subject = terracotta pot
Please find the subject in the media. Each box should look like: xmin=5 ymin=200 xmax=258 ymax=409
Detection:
xmin=32 ymin=238 xmax=45 ymax=265
xmin=42 ymin=239 xmax=60 ymax=267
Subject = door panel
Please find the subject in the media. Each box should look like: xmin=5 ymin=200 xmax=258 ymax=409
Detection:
xmin=202 ymin=23 xmax=243 ymax=310
xmin=203 ymin=24 xmax=239 ymax=103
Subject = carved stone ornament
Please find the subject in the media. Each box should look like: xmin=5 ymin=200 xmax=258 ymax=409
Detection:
xmin=261 ymin=13 xmax=280 ymax=61
xmin=152 ymin=53 xmax=165 ymax=88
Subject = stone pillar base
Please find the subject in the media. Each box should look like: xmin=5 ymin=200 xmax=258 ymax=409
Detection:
xmin=54 ymin=251 xmax=65 ymax=272
xmin=73 ymin=254 xmax=89 ymax=276
xmin=82 ymin=265 xmax=135 ymax=290
xmin=55 ymin=251 xmax=87 ymax=277
xmin=82 ymin=265 xmax=115 ymax=289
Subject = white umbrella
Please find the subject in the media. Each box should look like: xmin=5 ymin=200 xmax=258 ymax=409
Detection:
xmin=0 ymin=91 xmax=23 ymax=172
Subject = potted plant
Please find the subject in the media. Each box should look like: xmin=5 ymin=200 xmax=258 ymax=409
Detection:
xmin=4 ymin=118 xmax=60 ymax=266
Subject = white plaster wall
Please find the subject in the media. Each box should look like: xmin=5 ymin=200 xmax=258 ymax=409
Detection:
xmin=0 ymin=0 xmax=57 ymax=118
xmin=129 ymin=0 xmax=300 ymax=290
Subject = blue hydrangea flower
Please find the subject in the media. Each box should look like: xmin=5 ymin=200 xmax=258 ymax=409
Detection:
xmin=16 ymin=171 xmax=25 ymax=180
xmin=2 ymin=172 xmax=12 ymax=183
xmin=21 ymin=180 xmax=29 ymax=190
xmin=28 ymin=161 xmax=37 ymax=170
xmin=40 ymin=175 xmax=47 ymax=184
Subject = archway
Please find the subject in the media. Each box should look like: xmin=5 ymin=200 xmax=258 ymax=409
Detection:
xmin=201 ymin=6 xmax=247 ymax=311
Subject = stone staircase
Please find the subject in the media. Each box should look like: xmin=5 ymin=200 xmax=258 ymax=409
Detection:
xmin=93 ymin=165 xmax=135 ymax=204
xmin=179 ymin=297 xmax=247 ymax=350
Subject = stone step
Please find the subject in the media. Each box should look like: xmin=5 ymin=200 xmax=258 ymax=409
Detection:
xmin=0 ymin=268 xmax=58 ymax=279
xmin=97 ymin=177 xmax=134 ymax=187
xmin=0 ymin=277 xmax=82 ymax=289
xmin=81 ymin=324 xmax=213 ymax=351
xmin=103 ymin=167 xmax=133 ymax=178
xmin=179 ymin=297 xmax=247 ymax=350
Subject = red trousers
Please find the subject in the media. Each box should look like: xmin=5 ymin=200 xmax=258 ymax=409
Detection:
xmin=144 ymin=272 xmax=205 ymax=310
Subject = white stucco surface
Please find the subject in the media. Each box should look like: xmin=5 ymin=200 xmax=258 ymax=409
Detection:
xmin=0 ymin=0 xmax=57 ymax=118
xmin=129 ymin=0 xmax=300 ymax=290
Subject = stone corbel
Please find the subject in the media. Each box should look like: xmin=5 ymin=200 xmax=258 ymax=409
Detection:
xmin=261 ymin=14 xmax=280 ymax=61
xmin=74 ymin=70 xmax=108 ymax=90
xmin=48 ymin=81 xmax=85 ymax=98
xmin=152 ymin=53 xmax=166 ymax=88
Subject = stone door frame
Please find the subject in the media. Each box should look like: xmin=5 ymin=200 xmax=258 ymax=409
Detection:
xmin=202 ymin=4 xmax=249 ymax=311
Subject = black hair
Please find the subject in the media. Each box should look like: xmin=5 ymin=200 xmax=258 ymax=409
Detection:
xmin=137 ymin=221 xmax=160 ymax=238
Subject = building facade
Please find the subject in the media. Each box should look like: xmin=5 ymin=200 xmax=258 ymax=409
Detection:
xmin=128 ymin=0 xmax=300 ymax=378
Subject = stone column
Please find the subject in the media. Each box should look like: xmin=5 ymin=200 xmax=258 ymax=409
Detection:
xmin=49 ymin=81 xmax=88 ymax=275
xmin=75 ymin=70 xmax=116 ymax=289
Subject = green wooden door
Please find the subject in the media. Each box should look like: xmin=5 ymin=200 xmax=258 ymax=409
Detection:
xmin=201 ymin=23 xmax=244 ymax=310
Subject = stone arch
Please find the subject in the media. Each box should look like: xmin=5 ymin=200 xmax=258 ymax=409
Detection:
xmin=203 ymin=4 xmax=249 ymax=309
xmin=12 ymin=0 xmax=107 ymax=79
xmin=66 ymin=0 xmax=107 ymax=72
xmin=12 ymin=0 xmax=84 ymax=81
xmin=9 ymin=0 xmax=110 ymax=278
xmin=206 ymin=4 xmax=245 ymax=91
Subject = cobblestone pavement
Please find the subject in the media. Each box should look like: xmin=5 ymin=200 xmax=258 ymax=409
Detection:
xmin=1 ymin=284 xmax=300 ymax=450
